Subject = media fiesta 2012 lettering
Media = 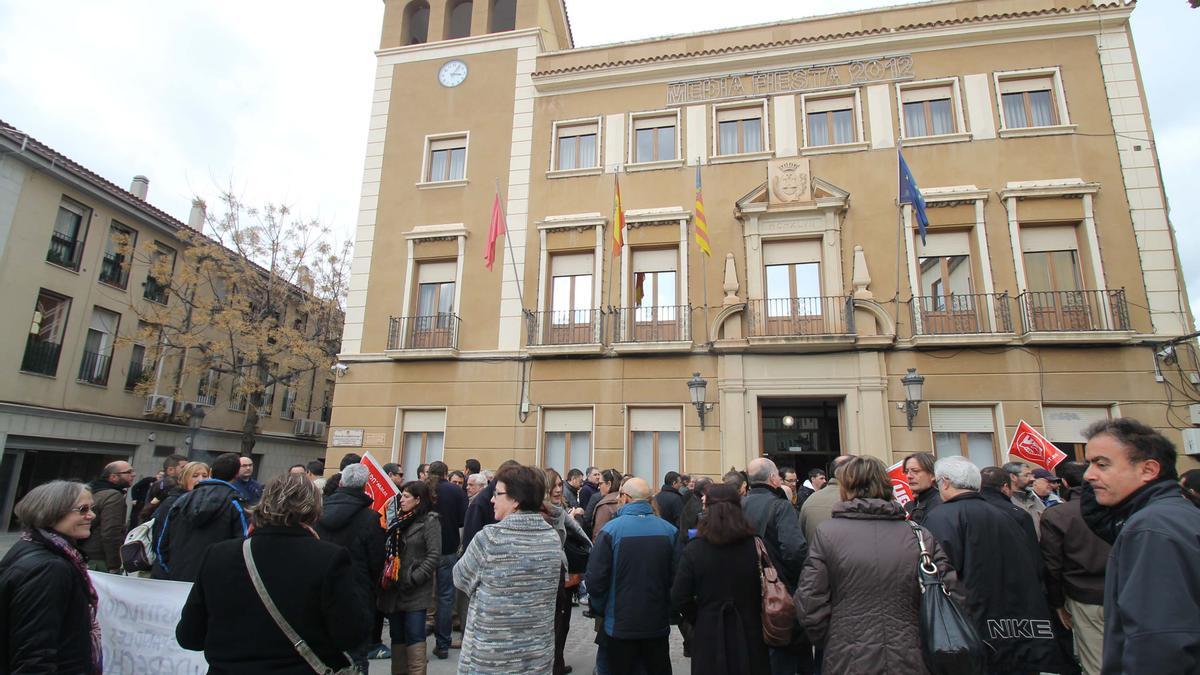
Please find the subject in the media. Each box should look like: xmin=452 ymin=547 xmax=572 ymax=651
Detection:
xmin=666 ymin=55 xmax=914 ymax=106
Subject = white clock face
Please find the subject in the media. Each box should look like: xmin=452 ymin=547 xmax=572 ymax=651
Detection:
xmin=438 ymin=60 xmax=468 ymax=88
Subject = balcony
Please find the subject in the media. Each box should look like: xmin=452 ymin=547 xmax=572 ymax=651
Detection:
xmin=1017 ymin=289 xmax=1133 ymax=344
xmin=98 ymin=253 xmax=128 ymax=288
xmin=910 ymin=293 xmax=1014 ymax=345
xmin=610 ymin=305 xmax=692 ymax=353
xmin=746 ymin=296 xmax=855 ymax=351
xmin=46 ymin=232 xmax=79 ymax=270
xmin=386 ymin=314 xmax=460 ymax=358
xmin=143 ymin=277 xmax=169 ymax=304
xmin=77 ymin=350 xmax=112 ymax=386
xmin=21 ymin=336 xmax=62 ymax=376
xmin=525 ymin=309 xmax=604 ymax=355
xmin=125 ymin=360 xmax=152 ymax=391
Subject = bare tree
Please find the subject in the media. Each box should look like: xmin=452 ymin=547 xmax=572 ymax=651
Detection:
xmin=126 ymin=190 xmax=348 ymax=455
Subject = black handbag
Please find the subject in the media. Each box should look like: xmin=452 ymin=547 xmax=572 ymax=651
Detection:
xmin=906 ymin=521 xmax=987 ymax=675
xmin=564 ymin=526 xmax=591 ymax=574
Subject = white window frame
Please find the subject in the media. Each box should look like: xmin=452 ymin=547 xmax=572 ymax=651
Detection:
xmin=711 ymin=98 xmax=771 ymax=162
xmin=928 ymin=404 xmax=1003 ymax=467
xmin=993 ymin=66 xmax=1073 ymax=137
xmin=549 ymin=116 xmax=603 ymax=176
xmin=625 ymin=405 xmax=686 ymax=478
xmin=534 ymin=213 xmax=606 ymax=347
xmin=392 ymin=407 xmax=448 ymax=465
xmin=399 ymin=224 xmax=468 ymax=350
xmin=627 ymin=109 xmax=682 ymax=169
xmin=799 ymin=89 xmax=865 ymax=150
xmin=537 ymin=406 xmax=596 ymax=475
xmin=418 ymin=131 xmax=470 ymax=187
xmin=896 ymin=77 xmax=970 ymax=145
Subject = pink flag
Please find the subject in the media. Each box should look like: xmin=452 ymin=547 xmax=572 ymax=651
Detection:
xmin=1007 ymin=420 xmax=1068 ymax=471
xmin=888 ymin=460 xmax=915 ymax=506
xmin=360 ymin=451 xmax=399 ymax=513
xmin=484 ymin=190 xmax=506 ymax=271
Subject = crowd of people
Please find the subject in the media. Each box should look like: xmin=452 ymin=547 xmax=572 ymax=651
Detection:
xmin=2 ymin=416 xmax=1199 ymax=674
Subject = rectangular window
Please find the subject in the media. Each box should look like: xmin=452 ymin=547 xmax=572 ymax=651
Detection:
xmin=99 ymin=222 xmax=136 ymax=289
xmin=717 ymin=105 xmax=764 ymax=155
xmin=229 ymin=358 xmax=248 ymax=412
xmin=629 ymin=408 xmax=681 ymax=483
xmin=632 ymin=114 xmax=677 ymax=163
xmin=1021 ymin=225 xmax=1082 ymax=293
xmin=555 ymin=121 xmax=599 ymax=170
xmin=125 ymin=343 xmax=148 ymax=391
xmin=196 ymin=368 xmax=219 ymax=406
xmin=259 ymin=381 xmax=275 ymax=417
xmin=280 ymin=384 xmax=297 ymax=420
xmin=401 ymin=409 xmax=447 ymax=470
xmin=1044 ymin=406 xmax=1110 ymax=461
xmin=632 ymin=248 xmax=678 ymax=323
xmin=543 ymin=408 xmax=592 ymax=477
xmin=930 ymin=406 xmax=997 ymax=467
xmin=23 ymin=291 xmax=71 ymax=376
xmin=763 ymin=239 xmax=823 ymax=321
xmin=78 ymin=307 xmax=120 ymax=386
xmin=47 ymin=198 xmax=89 ymax=270
xmin=548 ymin=253 xmax=594 ymax=343
xmin=426 ymin=135 xmax=467 ymax=182
xmin=410 ymin=261 xmax=456 ymax=347
xmin=901 ymin=85 xmax=956 ymax=137
xmin=999 ymin=75 xmax=1059 ymax=129
xmin=144 ymin=244 xmax=176 ymax=304
xmin=805 ymin=96 xmax=857 ymax=147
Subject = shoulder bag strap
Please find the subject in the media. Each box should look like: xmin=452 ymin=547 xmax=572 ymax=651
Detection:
xmin=241 ymin=539 xmax=331 ymax=675
xmin=905 ymin=520 xmax=945 ymax=594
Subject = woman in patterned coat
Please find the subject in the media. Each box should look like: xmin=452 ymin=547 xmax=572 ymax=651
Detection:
xmin=453 ymin=464 xmax=564 ymax=674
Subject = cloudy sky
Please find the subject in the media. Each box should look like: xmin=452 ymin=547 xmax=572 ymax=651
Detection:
xmin=0 ymin=0 xmax=1196 ymax=322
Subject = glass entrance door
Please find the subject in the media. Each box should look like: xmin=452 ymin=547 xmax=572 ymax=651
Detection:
xmin=760 ymin=399 xmax=841 ymax=476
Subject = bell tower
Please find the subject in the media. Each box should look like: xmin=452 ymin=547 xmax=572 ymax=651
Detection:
xmin=379 ymin=0 xmax=572 ymax=51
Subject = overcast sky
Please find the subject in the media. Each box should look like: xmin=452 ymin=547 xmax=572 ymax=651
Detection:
xmin=0 ymin=1 xmax=1195 ymax=323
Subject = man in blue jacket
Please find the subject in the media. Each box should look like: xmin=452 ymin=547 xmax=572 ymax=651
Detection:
xmin=1082 ymin=418 xmax=1200 ymax=675
xmin=585 ymin=476 xmax=677 ymax=674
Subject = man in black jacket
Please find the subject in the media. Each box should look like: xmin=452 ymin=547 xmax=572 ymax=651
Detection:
xmin=154 ymin=452 xmax=249 ymax=582
xmin=654 ymin=471 xmax=684 ymax=526
xmin=82 ymin=460 xmax=135 ymax=573
xmin=1082 ymin=418 xmax=1200 ymax=675
xmin=315 ymin=463 xmax=386 ymax=671
xmin=924 ymin=456 xmax=1073 ymax=674
xmin=426 ymin=461 xmax=468 ymax=659
xmin=980 ymin=465 xmax=1039 ymax=545
xmin=902 ymin=452 xmax=943 ymax=524
xmin=742 ymin=457 xmax=809 ymax=675
xmin=578 ymin=466 xmax=602 ymax=513
xmin=462 ymin=460 xmax=518 ymax=550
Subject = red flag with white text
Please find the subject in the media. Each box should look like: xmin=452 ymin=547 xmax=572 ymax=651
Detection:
xmin=888 ymin=460 xmax=915 ymax=507
xmin=360 ymin=451 xmax=399 ymax=513
xmin=1007 ymin=420 xmax=1068 ymax=471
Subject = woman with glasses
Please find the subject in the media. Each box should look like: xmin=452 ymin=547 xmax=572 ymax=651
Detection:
xmin=0 ymin=480 xmax=102 ymax=674
xmin=454 ymin=464 xmax=563 ymax=674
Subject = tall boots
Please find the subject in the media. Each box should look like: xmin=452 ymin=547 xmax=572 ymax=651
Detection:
xmin=390 ymin=643 xmax=407 ymax=675
xmin=406 ymin=643 xmax=428 ymax=675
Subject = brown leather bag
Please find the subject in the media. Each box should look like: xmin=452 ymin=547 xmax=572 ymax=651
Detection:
xmin=754 ymin=536 xmax=796 ymax=647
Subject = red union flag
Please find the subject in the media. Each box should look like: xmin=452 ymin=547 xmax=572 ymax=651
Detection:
xmin=888 ymin=460 xmax=915 ymax=506
xmin=360 ymin=451 xmax=399 ymax=513
xmin=1007 ymin=420 xmax=1068 ymax=471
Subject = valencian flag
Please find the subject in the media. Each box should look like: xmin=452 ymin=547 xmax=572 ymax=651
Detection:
xmin=612 ymin=174 xmax=625 ymax=255
xmin=898 ymin=149 xmax=929 ymax=245
xmin=694 ymin=165 xmax=712 ymax=256
xmin=887 ymin=460 xmax=915 ymax=506
xmin=484 ymin=187 xmax=506 ymax=271
xmin=1008 ymin=420 xmax=1068 ymax=471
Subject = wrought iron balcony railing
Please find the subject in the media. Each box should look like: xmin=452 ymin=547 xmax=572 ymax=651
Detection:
xmin=525 ymin=309 xmax=603 ymax=346
xmin=388 ymin=314 xmax=461 ymax=350
xmin=77 ymin=350 xmax=113 ymax=386
xmin=610 ymin=305 xmax=691 ymax=344
xmin=910 ymin=293 xmax=1012 ymax=335
xmin=98 ymin=253 xmax=128 ymax=288
xmin=1017 ymin=289 xmax=1130 ymax=333
xmin=46 ymin=232 xmax=79 ymax=269
xmin=21 ymin=336 xmax=62 ymax=376
xmin=746 ymin=296 xmax=855 ymax=337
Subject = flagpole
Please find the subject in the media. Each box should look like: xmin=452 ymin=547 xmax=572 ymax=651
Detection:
xmin=698 ymin=158 xmax=711 ymax=346
xmin=895 ymin=150 xmax=904 ymax=331
xmin=607 ymin=169 xmax=620 ymax=322
xmin=496 ymin=178 xmax=524 ymax=307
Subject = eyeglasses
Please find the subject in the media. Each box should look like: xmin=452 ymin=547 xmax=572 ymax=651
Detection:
xmin=70 ymin=505 xmax=94 ymax=515
xmin=494 ymin=490 xmax=507 ymax=497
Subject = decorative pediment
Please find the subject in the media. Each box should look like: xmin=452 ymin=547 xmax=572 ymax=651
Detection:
xmin=735 ymin=177 xmax=849 ymax=216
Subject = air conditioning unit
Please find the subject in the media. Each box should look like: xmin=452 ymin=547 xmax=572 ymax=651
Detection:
xmin=170 ymin=401 xmax=199 ymax=425
xmin=294 ymin=418 xmax=315 ymax=437
xmin=1182 ymin=428 xmax=1200 ymax=455
xmin=312 ymin=421 xmax=328 ymax=437
xmin=143 ymin=394 xmax=173 ymax=419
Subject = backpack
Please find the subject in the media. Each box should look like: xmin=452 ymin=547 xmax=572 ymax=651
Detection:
xmin=121 ymin=517 xmax=156 ymax=572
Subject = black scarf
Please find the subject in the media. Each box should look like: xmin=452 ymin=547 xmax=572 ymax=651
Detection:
xmin=1082 ymin=478 xmax=1174 ymax=544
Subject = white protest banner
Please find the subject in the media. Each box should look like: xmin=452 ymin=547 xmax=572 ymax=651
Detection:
xmin=90 ymin=571 xmax=207 ymax=675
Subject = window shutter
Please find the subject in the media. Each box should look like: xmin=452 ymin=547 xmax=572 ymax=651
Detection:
xmin=999 ymin=76 xmax=1054 ymax=94
xmin=930 ymin=406 xmax=996 ymax=433
xmin=552 ymin=253 xmax=593 ymax=277
xmin=634 ymin=115 xmax=675 ymax=131
xmin=1020 ymin=225 xmax=1078 ymax=253
xmin=917 ymin=231 xmax=971 ymax=258
xmin=805 ymin=96 xmax=855 ymax=114
xmin=544 ymin=408 xmax=592 ymax=432
xmin=417 ymin=261 xmax=456 ymax=284
xmin=403 ymin=409 xmax=446 ymax=433
xmin=1043 ymin=407 xmax=1109 ymax=443
xmin=632 ymin=248 xmax=677 ymax=273
xmin=901 ymin=85 xmax=953 ymax=104
xmin=763 ymin=239 xmax=822 ymax=265
xmin=629 ymin=407 xmax=681 ymax=432
xmin=716 ymin=106 xmax=762 ymax=122
xmin=429 ymin=136 xmax=466 ymax=151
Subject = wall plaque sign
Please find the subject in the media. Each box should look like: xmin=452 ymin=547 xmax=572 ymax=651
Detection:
xmin=332 ymin=429 xmax=364 ymax=447
xmin=667 ymin=55 xmax=913 ymax=105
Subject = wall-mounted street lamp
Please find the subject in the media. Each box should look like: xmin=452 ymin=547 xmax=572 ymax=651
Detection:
xmin=902 ymin=367 xmax=925 ymax=431
xmin=687 ymin=372 xmax=715 ymax=430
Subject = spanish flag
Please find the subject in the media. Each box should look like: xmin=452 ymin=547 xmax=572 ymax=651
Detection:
xmin=612 ymin=174 xmax=625 ymax=256
xmin=694 ymin=165 xmax=712 ymax=256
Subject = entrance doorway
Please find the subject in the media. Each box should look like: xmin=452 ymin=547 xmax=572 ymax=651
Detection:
xmin=759 ymin=398 xmax=841 ymax=478
xmin=1 ymin=447 xmax=129 ymax=531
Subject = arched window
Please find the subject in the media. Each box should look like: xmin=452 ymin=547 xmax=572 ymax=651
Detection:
xmin=489 ymin=0 xmax=516 ymax=32
xmin=402 ymin=0 xmax=430 ymax=45
xmin=446 ymin=0 xmax=473 ymax=40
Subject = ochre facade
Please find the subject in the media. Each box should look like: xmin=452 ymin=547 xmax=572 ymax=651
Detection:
xmin=329 ymin=0 xmax=1200 ymax=479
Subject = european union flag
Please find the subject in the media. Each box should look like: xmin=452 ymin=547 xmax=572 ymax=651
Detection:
xmin=898 ymin=150 xmax=928 ymax=245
